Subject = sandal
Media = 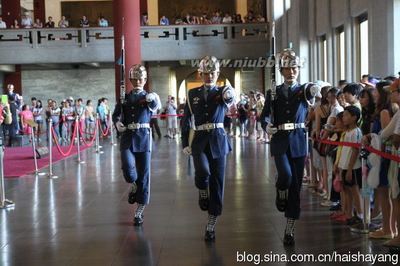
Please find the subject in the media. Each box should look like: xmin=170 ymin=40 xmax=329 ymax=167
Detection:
xmin=369 ymin=229 xmax=394 ymax=239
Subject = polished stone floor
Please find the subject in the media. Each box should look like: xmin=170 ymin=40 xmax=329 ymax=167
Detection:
xmin=0 ymin=137 xmax=395 ymax=266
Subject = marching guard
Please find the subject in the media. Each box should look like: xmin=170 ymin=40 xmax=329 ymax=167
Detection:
xmin=113 ymin=64 xmax=161 ymax=226
xmin=181 ymin=56 xmax=235 ymax=242
xmin=261 ymin=49 xmax=321 ymax=246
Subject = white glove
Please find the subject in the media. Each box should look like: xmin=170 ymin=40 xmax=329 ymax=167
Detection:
xmin=266 ymin=123 xmax=278 ymax=135
xmin=146 ymin=93 xmax=156 ymax=102
xmin=223 ymin=87 xmax=235 ymax=100
xmin=183 ymin=146 xmax=192 ymax=155
xmin=308 ymin=83 xmax=321 ymax=98
xmin=116 ymin=121 xmax=126 ymax=132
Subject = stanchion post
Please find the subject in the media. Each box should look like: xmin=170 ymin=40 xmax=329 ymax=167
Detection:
xmin=95 ymin=115 xmax=104 ymax=154
xmin=31 ymin=127 xmax=39 ymax=174
xmin=31 ymin=127 xmax=46 ymax=176
xmin=98 ymin=115 xmax=103 ymax=149
xmin=95 ymin=114 xmax=100 ymax=153
xmin=76 ymin=117 xmax=85 ymax=164
xmin=0 ymin=136 xmax=15 ymax=209
xmin=351 ymin=146 xmax=370 ymax=234
xmin=109 ymin=113 xmax=116 ymax=146
xmin=47 ymin=118 xmax=58 ymax=179
xmin=360 ymin=146 xmax=371 ymax=232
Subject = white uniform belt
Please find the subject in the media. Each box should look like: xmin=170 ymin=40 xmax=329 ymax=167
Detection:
xmin=195 ymin=123 xmax=224 ymax=131
xmin=277 ymin=123 xmax=305 ymax=131
xmin=127 ymin=123 xmax=150 ymax=130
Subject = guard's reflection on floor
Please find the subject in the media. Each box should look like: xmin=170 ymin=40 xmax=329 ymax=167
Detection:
xmin=127 ymin=227 xmax=154 ymax=265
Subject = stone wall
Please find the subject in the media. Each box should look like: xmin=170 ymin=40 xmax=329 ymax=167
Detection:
xmin=20 ymin=67 xmax=175 ymax=111
xmin=21 ymin=68 xmax=116 ymax=108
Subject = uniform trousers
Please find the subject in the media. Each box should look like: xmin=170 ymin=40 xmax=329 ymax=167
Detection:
xmin=121 ymin=147 xmax=151 ymax=205
xmin=192 ymin=143 xmax=226 ymax=216
xmin=274 ymin=149 xmax=305 ymax=220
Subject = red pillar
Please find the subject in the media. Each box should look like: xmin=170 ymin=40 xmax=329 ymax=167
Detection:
xmin=34 ymin=0 xmax=46 ymax=22
xmin=4 ymin=65 xmax=22 ymax=95
xmin=1 ymin=0 xmax=21 ymax=28
xmin=113 ymin=0 xmax=142 ymax=101
xmin=140 ymin=0 xmax=148 ymax=16
xmin=2 ymin=1 xmax=22 ymax=95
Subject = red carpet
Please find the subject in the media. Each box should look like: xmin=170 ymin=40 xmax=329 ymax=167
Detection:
xmin=4 ymin=145 xmax=90 ymax=178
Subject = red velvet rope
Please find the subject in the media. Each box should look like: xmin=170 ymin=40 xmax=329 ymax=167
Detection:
xmin=79 ymin=119 xmax=98 ymax=146
xmin=51 ymin=120 xmax=78 ymax=156
xmin=98 ymin=119 xmax=110 ymax=137
xmin=316 ymin=138 xmax=400 ymax=163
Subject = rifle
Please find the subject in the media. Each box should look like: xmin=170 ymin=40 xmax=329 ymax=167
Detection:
xmin=120 ymin=17 xmax=126 ymax=105
xmin=269 ymin=22 xmax=277 ymax=125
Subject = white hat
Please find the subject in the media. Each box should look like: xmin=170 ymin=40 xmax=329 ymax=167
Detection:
xmin=279 ymin=48 xmax=300 ymax=68
xmin=198 ymin=56 xmax=220 ymax=73
xmin=129 ymin=64 xmax=147 ymax=80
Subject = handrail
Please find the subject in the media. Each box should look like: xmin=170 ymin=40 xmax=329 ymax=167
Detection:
xmin=0 ymin=23 xmax=268 ymax=45
xmin=0 ymin=23 xmax=269 ymax=63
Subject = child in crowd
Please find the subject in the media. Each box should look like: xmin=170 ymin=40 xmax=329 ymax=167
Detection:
xmin=337 ymin=91 xmax=349 ymax=108
xmin=330 ymin=112 xmax=347 ymax=221
xmin=320 ymin=87 xmax=344 ymax=207
xmin=19 ymin=104 xmax=33 ymax=136
xmin=337 ymin=106 xmax=363 ymax=226
xmin=343 ymin=83 xmax=362 ymax=112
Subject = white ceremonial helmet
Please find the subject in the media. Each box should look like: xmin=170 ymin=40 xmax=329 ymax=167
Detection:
xmin=279 ymin=48 xmax=300 ymax=69
xmin=129 ymin=64 xmax=147 ymax=80
xmin=198 ymin=56 xmax=220 ymax=73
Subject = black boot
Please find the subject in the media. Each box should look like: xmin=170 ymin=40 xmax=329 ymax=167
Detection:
xmin=198 ymin=190 xmax=209 ymax=211
xmin=134 ymin=215 xmax=144 ymax=226
xmin=283 ymin=233 xmax=295 ymax=246
xmin=276 ymin=189 xmax=288 ymax=212
xmin=283 ymin=218 xmax=295 ymax=246
xmin=204 ymin=215 xmax=217 ymax=242
xmin=128 ymin=183 xmax=137 ymax=204
xmin=133 ymin=204 xmax=145 ymax=226
xmin=205 ymin=229 xmax=216 ymax=242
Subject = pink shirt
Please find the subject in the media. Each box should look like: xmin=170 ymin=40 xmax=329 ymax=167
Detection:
xmin=20 ymin=110 xmax=33 ymax=121
xmin=20 ymin=110 xmax=34 ymax=134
